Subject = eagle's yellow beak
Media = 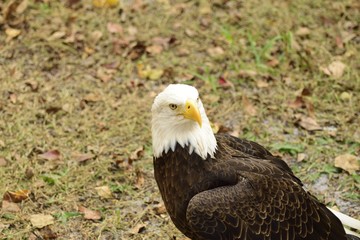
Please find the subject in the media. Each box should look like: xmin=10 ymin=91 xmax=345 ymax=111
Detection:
xmin=182 ymin=100 xmax=202 ymax=127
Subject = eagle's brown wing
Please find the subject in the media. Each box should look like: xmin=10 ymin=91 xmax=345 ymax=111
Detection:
xmin=215 ymin=133 xmax=302 ymax=184
xmin=186 ymin=165 xmax=347 ymax=240
xmin=185 ymin=135 xmax=348 ymax=240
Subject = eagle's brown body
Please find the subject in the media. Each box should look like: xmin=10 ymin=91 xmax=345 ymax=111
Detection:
xmin=154 ymin=134 xmax=351 ymax=240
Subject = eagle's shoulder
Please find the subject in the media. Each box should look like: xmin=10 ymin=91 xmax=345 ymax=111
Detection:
xmin=214 ymin=133 xmax=301 ymax=184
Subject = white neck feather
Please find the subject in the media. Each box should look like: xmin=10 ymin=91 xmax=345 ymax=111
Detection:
xmin=152 ymin=108 xmax=217 ymax=160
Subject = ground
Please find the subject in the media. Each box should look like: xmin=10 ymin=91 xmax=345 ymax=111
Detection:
xmin=0 ymin=0 xmax=359 ymax=239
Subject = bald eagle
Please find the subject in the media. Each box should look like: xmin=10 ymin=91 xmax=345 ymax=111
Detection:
xmin=151 ymin=84 xmax=360 ymax=240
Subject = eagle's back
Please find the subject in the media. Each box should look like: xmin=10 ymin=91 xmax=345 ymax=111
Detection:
xmin=154 ymin=133 xmax=349 ymax=240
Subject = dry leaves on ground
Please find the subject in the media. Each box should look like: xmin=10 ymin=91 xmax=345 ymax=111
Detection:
xmin=94 ymin=186 xmax=113 ymax=199
xmin=334 ymin=154 xmax=359 ymax=174
xmin=30 ymin=214 xmax=55 ymax=228
xmin=78 ymin=206 xmax=101 ymax=220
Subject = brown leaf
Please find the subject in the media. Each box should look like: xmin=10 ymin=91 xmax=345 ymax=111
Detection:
xmin=256 ymin=79 xmax=269 ymax=88
xmin=130 ymin=146 xmax=144 ymax=160
xmin=320 ymin=61 xmax=346 ymax=79
xmin=146 ymin=45 xmax=163 ymax=55
xmin=153 ymin=203 xmax=166 ymax=215
xmin=94 ymin=186 xmax=113 ymax=199
xmin=107 ymin=22 xmax=123 ymax=34
xmin=9 ymin=93 xmax=17 ymax=103
xmin=47 ymin=31 xmax=66 ymax=41
xmin=134 ymin=169 xmax=145 ymax=189
xmin=242 ymin=95 xmax=257 ymax=116
xmin=16 ymin=0 xmax=28 ymax=14
xmin=72 ymin=153 xmax=95 ymax=163
xmin=295 ymin=27 xmax=311 ymax=36
xmin=129 ymin=223 xmax=146 ymax=235
xmin=0 ymin=157 xmax=7 ymax=167
xmin=83 ymin=93 xmax=102 ymax=102
xmin=1 ymin=200 xmax=20 ymax=212
xmin=127 ymin=42 xmax=146 ymax=60
xmin=289 ymin=96 xmax=306 ymax=109
xmin=297 ymin=153 xmax=307 ymax=162
xmin=78 ymin=206 xmax=101 ymax=220
xmin=218 ymin=76 xmax=233 ymax=89
xmin=38 ymin=226 xmax=58 ymax=240
xmin=3 ymin=189 xmax=30 ymax=203
xmin=207 ymin=46 xmax=224 ymax=57
xmin=30 ymin=214 xmax=55 ymax=228
xmin=96 ymin=68 xmax=114 ymax=83
xmin=25 ymin=80 xmax=39 ymax=91
xmin=38 ymin=150 xmax=60 ymax=161
xmin=334 ymin=154 xmax=359 ymax=174
xmin=298 ymin=116 xmax=321 ymax=131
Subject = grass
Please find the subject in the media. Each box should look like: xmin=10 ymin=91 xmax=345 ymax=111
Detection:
xmin=0 ymin=0 xmax=359 ymax=239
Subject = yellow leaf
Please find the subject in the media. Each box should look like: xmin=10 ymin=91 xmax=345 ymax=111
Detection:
xmin=93 ymin=0 xmax=119 ymax=8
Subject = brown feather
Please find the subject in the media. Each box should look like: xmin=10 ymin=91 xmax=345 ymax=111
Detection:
xmin=154 ymin=134 xmax=352 ymax=240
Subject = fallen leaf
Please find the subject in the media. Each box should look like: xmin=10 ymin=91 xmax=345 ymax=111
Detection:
xmin=242 ymin=95 xmax=257 ymax=116
xmin=134 ymin=169 xmax=145 ymax=189
xmin=320 ymin=61 xmax=346 ymax=79
xmin=83 ymin=93 xmax=102 ymax=102
xmin=295 ymin=27 xmax=311 ymax=36
xmin=218 ymin=76 xmax=233 ymax=89
xmin=25 ymin=80 xmax=39 ymax=91
xmin=9 ymin=93 xmax=17 ymax=104
xmin=47 ymin=31 xmax=66 ymax=41
xmin=137 ymin=64 xmax=163 ymax=80
xmin=340 ymin=92 xmax=351 ymax=101
xmin=256 ymin=79 xmax=269 ymax=88
xmin=298 ymin=116 xmax=321 ymax=131
xmin=297 ymin=153 xmax=307 ymax=162
xmin=1 ymin=201 xmax=20 ymax=212
xmin=96 ymin=68 xmax=114 ymax=83
xmin=38 ymin=150 xmax=60 ymax=161
xmin=3 ymin=189 xmax=30 ymax=203
xmin=334 ymin=154 xmax=359 ymax=174
xmin=16 ymin=0 xmax=28 ymax=14
xmin=78 ymin=206 xmax=101 ymax=220
xmin=289 ymin=96 xmax=306 ymax=109
xmin=146 ymin=45 xmax=163 ymax=55
xmin=72 ymin=153 xmax=95 ymax=163
xmin=127 ymin=42 xmax=146 ymax=60
xmin=5 ymin=28 xmax=21 ymax=41
xmin=153 ymin=203 xmax=166 ymax=215
xmin=107 ymin=22 xmax=123 ymax=34
xmin=95 ymin=186 xmax=113 ymax=199
xmin=127 ymin=26 xmax=138 ymax=36
xmin=199 ymin=0 xmax=211 ymax=15
xmin=267 ymin=58 xmax=279 ymax=67
xmin=93 ymin=0 xmax=119 ymax=8
xmin=0 ymin=157 xmax=7 ymax=167
xmin=129 ymin=223 xmax=146 ymax=235
xmin=38 ymin=226 xmax=57 ymax=239
xmin=207 ymin=46 xmax=224 ymax=57
xmin=30 ymin=214 xmax=55 ymax=228
xmin=130 ymin=146 xmax=144 ymax=160
xmin=90 ymin=30 xmax=103 ymax=44
xmin=25 ymin=167 xmax=34 ymax=179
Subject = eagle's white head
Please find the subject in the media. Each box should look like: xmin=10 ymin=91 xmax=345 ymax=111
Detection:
xmin=151 ymin=84 xmax=217 ymax=160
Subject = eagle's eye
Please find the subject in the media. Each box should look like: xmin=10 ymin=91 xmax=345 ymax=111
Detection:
xmin=169 ymin=104 xmax=178 ymax=110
